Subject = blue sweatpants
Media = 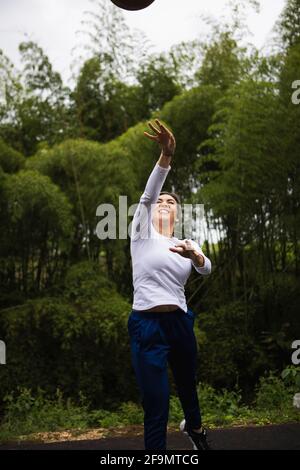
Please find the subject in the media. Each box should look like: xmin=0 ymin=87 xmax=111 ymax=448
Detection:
xmin=127 ymin=307 xmax=202 ymax=450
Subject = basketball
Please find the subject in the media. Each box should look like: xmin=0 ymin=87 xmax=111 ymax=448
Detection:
xmin=110 ymin=0 xmax=155 ymax=11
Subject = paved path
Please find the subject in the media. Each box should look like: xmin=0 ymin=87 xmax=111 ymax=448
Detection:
xmin=1 ymin=423 xmax=300 ymax=450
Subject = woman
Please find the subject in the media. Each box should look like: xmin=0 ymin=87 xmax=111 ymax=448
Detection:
xmin=128 ymin=119 xmax=212 ymax=451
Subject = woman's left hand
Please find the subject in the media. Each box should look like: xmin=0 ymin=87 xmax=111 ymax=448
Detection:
xmin=169 ymin=239 xmax=204 ymax=263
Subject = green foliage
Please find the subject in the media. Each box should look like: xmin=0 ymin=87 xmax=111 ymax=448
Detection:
xmin=74 ymin=0 xmax=148 ymax=82
xmin=196 ymin=31 xmax=246 ymax=91
xmin=1 ymin=42 xmax=72 ymax=155
xmin=0 ymin=388 xmax=91 ymax=440
xmin=171 ymin=372 xmax=300 ymax=428
xmin=3 ymin=170 xmax=73 ymax=234
xmin=73 ymin=57 xmax=144 ymax=142
xmin=197 ymin=302 xmax=269 ymax=389
xmin=136 ymin=53 xmax=182 ymax=114
xmin=254 ymin=371 xmax=295 ymax=411
xmin=25 ymin=136 xmax=136 ymax=280
xmin=1 ymin=370 xmax=299 ymax=443
xmin=278 ymin=0 xmax=300 ymax=48
xmin=0 ymin=49 xmax=22 ymax=144
xmin=92 ymin=402 xmax=144 ymax=427
xmin=281 ymin=365 xmax=300 ymax=388
xmin=257 ymin=273 xmax=300 ymax=368
xmin=0 ymin=170 xmax=74 ymax=295
xmin=199 ymin=79 xmax=283 ymax=217
xmin=159 ymin=85 xmax=220 ymax=197
xmin=0 ymin=261 xmax=134 ymax=408
xmin=0 ymin=0 xmax=300 ymax=444
xmin=169 ymin=384 xmax=247 ymax=427
xmin=0 ymin=139 xmax=25 ymax=173
xmin=0 ymin=387 xmax=144 ymax=441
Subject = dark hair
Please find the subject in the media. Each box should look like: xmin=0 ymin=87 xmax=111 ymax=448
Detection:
xmin=159 ymin=191 xmax=181 ymax=205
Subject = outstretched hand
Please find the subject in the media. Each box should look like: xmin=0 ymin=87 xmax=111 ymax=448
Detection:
xmin=144 ymin=119 xmax=176 ymax=156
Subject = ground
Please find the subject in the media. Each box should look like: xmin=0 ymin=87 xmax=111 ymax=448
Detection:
xmin=0 ymin=423 xmax=300 ymax=450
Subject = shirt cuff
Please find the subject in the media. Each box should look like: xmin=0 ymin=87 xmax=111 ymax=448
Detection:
xmin=192 ymin=255 xmax=211 ymax=275
xmin=156 ymin=162 xmax=171 ymax=172
xmin=189 ymin=240 xmax=212 ymax=275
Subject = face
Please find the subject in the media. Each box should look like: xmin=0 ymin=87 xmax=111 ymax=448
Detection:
xmin=152 ymin=194 xmax=177 ymax=235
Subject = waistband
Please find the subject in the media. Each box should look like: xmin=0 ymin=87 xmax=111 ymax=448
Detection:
xmin=131 ymin=307 xmax=186 ymax=319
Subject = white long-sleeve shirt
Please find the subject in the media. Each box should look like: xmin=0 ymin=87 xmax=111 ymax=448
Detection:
xmin=130 ymin=162 xmax=211 ymax=313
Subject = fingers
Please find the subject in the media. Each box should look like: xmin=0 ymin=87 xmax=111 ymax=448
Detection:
xmin=156 ymin=120 xmax=175 ymax=144
xmin=156 ymin=120 xmax=176 ymax=153
xmin=145 ymin=120 xmax=176 ymax=152
xmin=176 ymin=241 xmax=188 ymax=248
xmin=184 ymin=239 xmax=193 ymax=250
xmin=169 ymin=241 xmax=192 ymax=259
xmin=170 ymin=242 xmax=186 ymax=252
xmin=150 ymin=119 xmax=173 ymax=137
xmin=155 ymin=119 xmax=169 ymax=134
xmin=169 ymin=246 xmax=184 ymax=253
xmin=144 ymin=131 xmax=159 ymax=142
xmin=147 ymin=121 xmax=161 ymax=135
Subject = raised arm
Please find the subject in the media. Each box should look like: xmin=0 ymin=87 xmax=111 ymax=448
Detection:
xmin=131 ymin=119 xmax=176 ymax=241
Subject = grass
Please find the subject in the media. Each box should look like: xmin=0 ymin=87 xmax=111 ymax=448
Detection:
xmin=0 ymin=371 xmax=299 ymax=443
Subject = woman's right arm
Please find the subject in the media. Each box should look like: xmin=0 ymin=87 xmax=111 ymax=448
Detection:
xmin=131 ymin=120 xmax=176 ymax=242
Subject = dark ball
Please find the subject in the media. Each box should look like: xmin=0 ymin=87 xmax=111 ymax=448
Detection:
xmin=110 ymin=0 xmax=155 ymax=11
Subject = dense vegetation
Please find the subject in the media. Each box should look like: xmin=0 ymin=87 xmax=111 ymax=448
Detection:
xmin=0 ymin=0 xmax=299 ymax=439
